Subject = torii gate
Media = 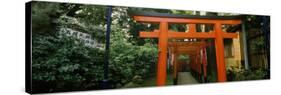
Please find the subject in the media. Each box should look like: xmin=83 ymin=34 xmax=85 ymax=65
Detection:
xmin=132 ymin=13 xmax=241 ymax=86
xmin=169 ymin=41 xmax=211 ymax=84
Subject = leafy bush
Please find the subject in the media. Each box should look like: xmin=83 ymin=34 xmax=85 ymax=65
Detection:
xmin=227 ymin=67 xmax=268 ymax=81
xmin=31 ymin=2 xmax=159 ymax=92
xmin=109 ymin=29 xmax=158 ymax=87
xmin=32 ymin=27 xmax=158 ymax=92
xmin=32 ymin=34 xmax=105 ymax=92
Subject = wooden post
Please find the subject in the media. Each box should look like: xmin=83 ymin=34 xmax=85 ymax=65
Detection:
xmin=214 ymin=23 xmax=227 ymax=82
xmin=189 ymin=24 xmax=196 ymax=33
xmin=241 ymin=20 xmax=249 ymax=70
xmin=157 ymin=22 xmax=168 ymax=86
xmin=173 ymin=53 xmax=178 ymax=85
xmin=202 ymin=48 xmax=207 ymax=78
xmin=198 ymin=52 xmax=202 ymax=74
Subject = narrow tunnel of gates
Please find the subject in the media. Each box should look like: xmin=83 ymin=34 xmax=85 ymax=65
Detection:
xmin=132 ymin=14 xmax=241 ymax=86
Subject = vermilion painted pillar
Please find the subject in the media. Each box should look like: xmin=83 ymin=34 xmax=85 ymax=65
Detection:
xmin=157 ymin=22 xmax=168 ymax=86
xmin=214 ymin=23 xmax=227 ymax=82
xmin=197 ymin=54 xmax=201 ymax=73
xmin=198 ymin=52 xmax=202 ymax=74
xmin=202 ymin=48 xmax=207 ymax=77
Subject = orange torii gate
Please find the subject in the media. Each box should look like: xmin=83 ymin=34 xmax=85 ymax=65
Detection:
xmin=132 ymin=13 xmax=241 ymax=86
xmin=169 ymin=41 xmax=210 ymax=84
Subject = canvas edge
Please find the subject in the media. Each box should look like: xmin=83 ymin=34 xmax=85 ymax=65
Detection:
xmin=25 ymin=1 xmax=32 ymax=94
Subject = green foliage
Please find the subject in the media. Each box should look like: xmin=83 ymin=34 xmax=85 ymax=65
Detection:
xmin=74 ymin=5 xmax=107 ymax=26
xmin=171 ymin=10 xmax=194 ymax=15
xmin=32 ymin=33 xmax=105 ymax=92
xmin=177 ymin=54 xmax=190 ymax=62
xmin=245 ymin=16 xmax=263 ymax=29
xmin=31 ymin=2 xmax=106 ymax=92
xmin=109 ymin=26 xmax=158 ymax=87
xmin=31 ymin=2 xmax=161 ymax=92
xmin=32 ymin=1 xmax=107 ymax=42
xmin=245 ymin=15 xmax=268 ymax=52
xmin=227 ymin=67 xmax=268 ymax=81
xmin=249 ymin=36 xmax=265 ymax=51
xmin=31 ymin=2 xmax=65 ymax=35
xmin=31 ymin=2 xmax=159 ymax=92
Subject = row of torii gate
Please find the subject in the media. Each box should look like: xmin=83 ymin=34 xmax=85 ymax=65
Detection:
xmin=131 ymin=12 xmax=241 ymax=86
xmin=169 ymin=41 xmax=211 ymax=84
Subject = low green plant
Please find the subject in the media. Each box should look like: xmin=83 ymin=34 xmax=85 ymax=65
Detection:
xmin=227 ymin=67 xmax=268 ymax=81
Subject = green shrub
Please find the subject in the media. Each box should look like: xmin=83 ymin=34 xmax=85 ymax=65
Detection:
xmin=227 ymin=67 xmax=268 ymax=81
xmin=32 ymin=34 xmax=105 ymax=92
xmin=109 ymin=29 xmax=158 ymax=86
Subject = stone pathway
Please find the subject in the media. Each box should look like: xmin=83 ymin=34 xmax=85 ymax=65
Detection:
xmin=178 ymin=72 xmax=198 ymax=84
